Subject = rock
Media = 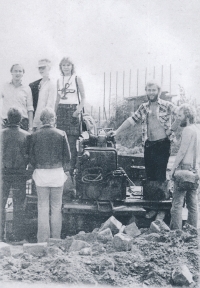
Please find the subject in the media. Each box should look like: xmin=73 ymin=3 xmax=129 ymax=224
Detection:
xmin=0 ymin=242 xmax=11 ymax=258
xmin=91 ymin=242 xmax=106 ymax=255
xmin=124 ymin=222 xmax=141 ymax=238
xmin=183 ymin=223 xmax=197 ymax=236
xmin=79 ymin=247 xmax=91 ymax=255
xmin=59 ymin=236 xmax=74 ymax=252
xmin=113 ymin=233 xmax=132 ymax=251
xmin=172 ymin=265 xmax=194 ymax=286
xmin=131 ymin=245 xmax=144 ymax=261
xmin=23 ymin=243 xmax=48 ymax=257
xmin=99 ymin=258 xmax=115 ymax=274
xmin=69 ymin=239 xmax=90 ymax=252
xmin=97 ymin=228 xmax=113 ymax=243
xmin=48 ymin=238 xmax=63 ymax=246
xmin=74 ymin=232 xmax=97 ymax=243
xmin=99 ymin=216 xmax=122 ymax=235
xmin=149 ymin=220 xmax=170 ymax=233
xmin=47 ymin=246 xmax=63 ymax=257
xmin=119 ymin=225 xmax=126 ymax=233
xmin=143 ymin=233 xmax=160 ymax=242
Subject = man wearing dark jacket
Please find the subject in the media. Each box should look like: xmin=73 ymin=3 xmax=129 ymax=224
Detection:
xmin=30 ymin=107 xmax=70 ymax=242
xmin=1 ymin=108 xmax=30 ymax=241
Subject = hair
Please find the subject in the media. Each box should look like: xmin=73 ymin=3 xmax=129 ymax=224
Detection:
xmin=38 ymin=58 xmax=51 ymax=67
xmin=10 ymin=64 xmax=25 ymax=73
xmin=7 ymin=107 xmax=22 ymax=124
xmin=145 ymin=81 xmax=161 ymax=94
xmin=40 ymin=107 xmax=56 ymax=125
xmin=179 ymin=103 xmax=196 ymax=124
xmin=59 ymin=57 xmax=75 ymax=75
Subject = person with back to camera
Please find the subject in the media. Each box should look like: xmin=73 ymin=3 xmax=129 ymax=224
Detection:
xmin=0 ymin=108 xmax=31 ymax=242
xmin=169 ymin=104 xmax=200 ymax=230
xmin=29 ymin=107 xmax=70 ymax=242
xmin=29 ymin=59 xmax=56 ymax=130
xmin=55 ymin=57 xmax=85 ymax=177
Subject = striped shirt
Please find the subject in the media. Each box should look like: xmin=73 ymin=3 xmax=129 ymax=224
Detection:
xmin=130 ymin=98 xmax=177 ymax=144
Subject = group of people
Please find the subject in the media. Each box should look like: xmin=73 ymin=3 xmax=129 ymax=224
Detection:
xmin=1 ymin=60 xmax=199 ymax=243
xmin=111 ymin=81 xmax=200 ymax=230
xmin=1 ymin=57 xmax=85 ymax=242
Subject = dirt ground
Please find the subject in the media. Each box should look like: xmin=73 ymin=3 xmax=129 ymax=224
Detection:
xmin=0 ymin=219 xmax=199 ymax=288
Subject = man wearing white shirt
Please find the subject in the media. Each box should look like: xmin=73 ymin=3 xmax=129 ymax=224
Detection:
xmin=29 ymin=59 xmax=56 ymax=130
xmin=1 ymin=64 xmax=33 ymax=131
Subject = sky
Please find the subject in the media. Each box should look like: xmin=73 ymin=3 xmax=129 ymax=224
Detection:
xmin=0 ymin=0 xmax=200 ymax=113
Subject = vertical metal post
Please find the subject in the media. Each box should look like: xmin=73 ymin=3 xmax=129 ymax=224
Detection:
xmin=99 ymin=106 xmax=101 ymax=127
xmin=170 ymin=64 xmax=171 ymax=95
xmin=137 ymin=69 xmax=139 ymax=96
xmin=109 ymin=72 xmax=111 ymax=119
xmin=123 ymin=71 xmax=125 ymax=99
xmin=116 ymin=71 xmax=118 ymax=109
xmin=103 ymin=72 xmax=105 ymax=120
xmin=91 ymin=106 xmax=93 ymax=116
xmin=145 ymin=68 xmax=147 ymax=86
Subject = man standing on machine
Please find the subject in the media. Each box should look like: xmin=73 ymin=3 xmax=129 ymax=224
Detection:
xmin=109 ymin=80 xmax=178 ymax=184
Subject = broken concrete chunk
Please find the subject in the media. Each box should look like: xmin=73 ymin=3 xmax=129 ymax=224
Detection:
xmin=74 ymin=232 xmax=97 ymax=243
xmin=149 ymin=219 xmax=170 ymax=233
xmin=183 ymin=223 xmax=197 ymax=236
xmin=143 ymin=233 xmax=160 ymax=242
xmin=99 ymin=258 xmax=115 ymax=274
xmin=99 ymin=216 xmax=122 ymax=235
xmin=124 ymin=222 xmax=141 ymax=238
xmin=113 ymin=233 xmax=132 ymax=251
xmin=0 ymin=242 xmax=11 ymax=258
xmin=97 ymin=228 xmax=113 ymax=243
xmin=23 ymin=242 xmax=48 ymax=256
xmin=48 ymin=238 xmax=63 ymax=246
xmin=131 ymin=245 xmax=144 ymax=261
xmin=69 ymin=239 xmax=90 ymax=252
xmin=79 ymin=247 xmax=91 ymax=256
xmin=172 ymin=265 xmax=194 ymax=286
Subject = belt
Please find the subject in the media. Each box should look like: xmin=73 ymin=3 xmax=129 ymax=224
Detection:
xmin=146 ymin=137 xmax=168 ymax=144
xmin=36 ymin=163 xmax=63 ymax=169
xmin=58 ymin=104 xmax=77 ymax=108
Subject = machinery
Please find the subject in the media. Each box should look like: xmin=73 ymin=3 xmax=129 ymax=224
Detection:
xmin=22 ymin=128 xmax=172 ymax=241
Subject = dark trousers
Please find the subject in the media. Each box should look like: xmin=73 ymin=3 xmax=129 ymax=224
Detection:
xmin=1 ymin=174 xmax=27 ymax=241
xmin=144 ymin=138 xmax=170 ymax=181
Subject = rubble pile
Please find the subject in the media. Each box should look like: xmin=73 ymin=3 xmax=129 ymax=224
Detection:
xmin=0 ymin=217 xmax=199 ymax=287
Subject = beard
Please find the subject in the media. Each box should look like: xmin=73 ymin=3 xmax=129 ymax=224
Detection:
xmin=147 ymin=94 xmax=159 ymax=102
xmin=180 ymin=118 xmax=187 ymax=127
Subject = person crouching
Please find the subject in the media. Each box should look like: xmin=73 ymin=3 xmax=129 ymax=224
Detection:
xmin=30 ymin=107 xmax=71 ymax=242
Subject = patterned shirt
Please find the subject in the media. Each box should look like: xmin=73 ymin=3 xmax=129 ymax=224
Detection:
xmin=129 ymin=98 xmax=177 ymax=144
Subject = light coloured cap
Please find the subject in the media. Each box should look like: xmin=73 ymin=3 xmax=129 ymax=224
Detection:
xmin=37 ymin=59 xmax=51 ymax=68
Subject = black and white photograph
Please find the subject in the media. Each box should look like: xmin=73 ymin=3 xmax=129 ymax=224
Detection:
xmin=0 ymin=0 xmax=200 ymax=287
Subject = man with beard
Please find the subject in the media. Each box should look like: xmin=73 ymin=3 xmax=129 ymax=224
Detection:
xmin=170 ymin=104 xmax=199 ymax=229
xmin=109 ymin=81 xmax=177 ymax=182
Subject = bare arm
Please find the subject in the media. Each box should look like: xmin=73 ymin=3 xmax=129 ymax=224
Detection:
xmin=115 ymin=117 xmax=136 ymax=136
xmin=76 ymin=76 xmax=85 ymax=111
xmin=28 ymin=111 xmax=33 ymax=130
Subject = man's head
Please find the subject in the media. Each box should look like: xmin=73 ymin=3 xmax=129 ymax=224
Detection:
xmin=145 ymin=81 xmax=161 ymax=102
xmin=40 ymin=107 xmax=56 ymax=126
xmin=37 ymin=59 xmax=51 ymax=78
xmin=178 ymin=104 xmax=196 ymax=127
xmin=10 ymin=64 xmax=25 ymax=82
xmin=7 ymin=107 xmax=22 ymax=125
